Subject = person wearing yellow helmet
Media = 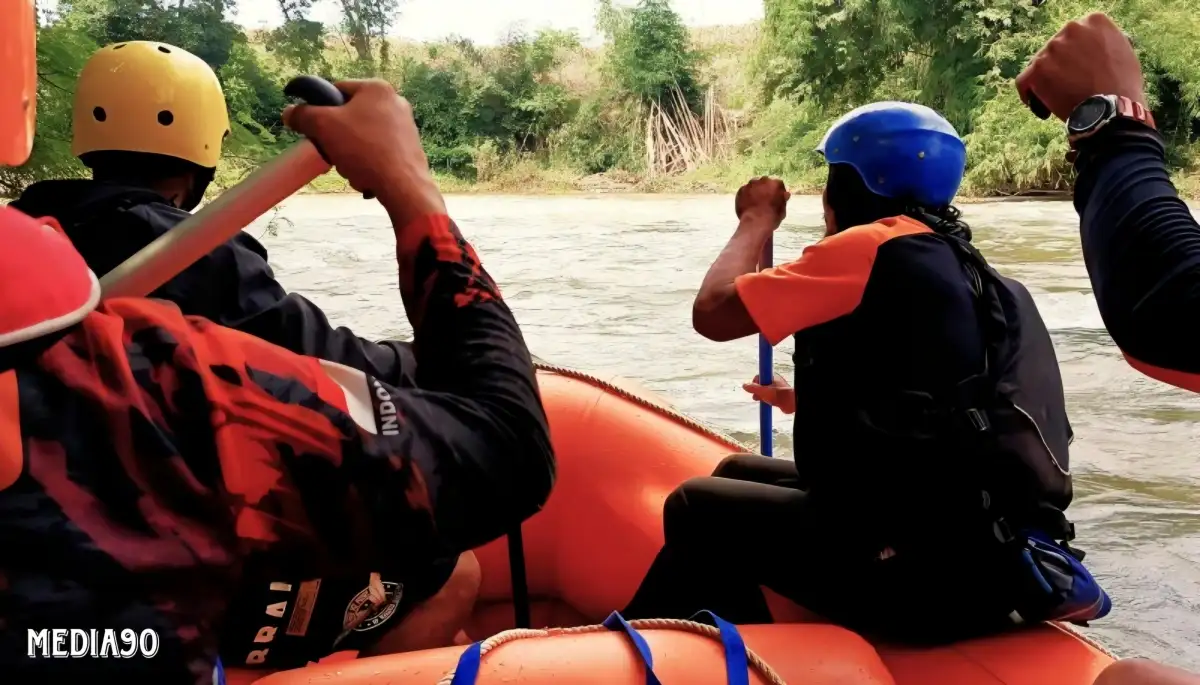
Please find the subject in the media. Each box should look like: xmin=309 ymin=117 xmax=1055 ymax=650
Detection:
xmin=2 ymin=15 xmax=551 ymax=681
xmin=12 ymin=41 xmax=420 ymax=396
xmin=13 ymin=39 xmax=496 ymax=669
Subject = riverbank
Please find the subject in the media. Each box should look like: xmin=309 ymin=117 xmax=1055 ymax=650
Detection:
xmin=297 ymin=166 xmax=1200 ymax=201
xmin=15 ymin=4 xmax=1199 ymax=205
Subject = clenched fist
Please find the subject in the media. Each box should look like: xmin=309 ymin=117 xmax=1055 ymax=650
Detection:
xmin=735 ymin=176 xmax=791 ymax=226
xmin=284 ymin=79 xmax=446 ymax=229
xmin=1016 ymin=13 xmax=1147 ymax=122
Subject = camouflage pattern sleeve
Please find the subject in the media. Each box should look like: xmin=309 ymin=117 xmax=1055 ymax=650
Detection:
xmin=1 ymin=213 xmax=552 ymax=683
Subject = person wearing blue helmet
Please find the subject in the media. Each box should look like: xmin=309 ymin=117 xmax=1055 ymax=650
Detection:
xmin=622 ymin=102 xmax=1108 ymax=644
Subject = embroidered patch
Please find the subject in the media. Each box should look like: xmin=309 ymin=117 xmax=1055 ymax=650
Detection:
xmin=343 ymin=580 xmax=403 ymax=633
xmin=286 ymin=579 xmax=322 ymax=637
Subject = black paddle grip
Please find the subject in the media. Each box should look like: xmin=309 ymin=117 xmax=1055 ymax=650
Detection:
xmin=283 ymin=75 xmax=345 ymax=107
xmin=282 ymin=76 xmax=375 ymax=200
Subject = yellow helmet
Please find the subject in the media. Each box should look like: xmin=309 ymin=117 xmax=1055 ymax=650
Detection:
xmin=72 ymin=41 xmax=230 ymax=169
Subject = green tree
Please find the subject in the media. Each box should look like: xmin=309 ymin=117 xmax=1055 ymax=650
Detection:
xmin=265 ymin=0 xmax=329 ymax=74
xmin=337 ymin=0 xmax=399 ymax=70
xmin=600 ymin=0 xmax=701 ymax=111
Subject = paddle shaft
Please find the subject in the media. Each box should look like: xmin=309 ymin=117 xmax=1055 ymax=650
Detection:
xmin=758 ymin=237 xmax=774 ymax=457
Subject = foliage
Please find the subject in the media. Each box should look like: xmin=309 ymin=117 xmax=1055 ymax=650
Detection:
xmin=599 ymin=0 xmax=702 ymax=111
xmin=4 ymin=0 xmax=1198 ymax=198
xmin=753 ymin=0 xmax=1200 ymax=195
xmin=264 ymin=0 xmax=328 ymax=74
xmin=338 ymin=0 xmax=399 ymax=67
xmin=554 ymin=97 xmax=644 ymax=174
xmin=395 ymin=29 xmax=581 ymax=176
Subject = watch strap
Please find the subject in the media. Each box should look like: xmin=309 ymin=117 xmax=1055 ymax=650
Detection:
xmin=1114 ymin=95 xmax=1155 ymax=130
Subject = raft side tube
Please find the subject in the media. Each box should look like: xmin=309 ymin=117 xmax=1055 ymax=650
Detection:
xmin=472 ymin=367 xmax=745 ymax=622
xmin=225 ymin=364 xmax=1116 ymax=685
xmin=251 ymin=624 xmax=897 ymax=685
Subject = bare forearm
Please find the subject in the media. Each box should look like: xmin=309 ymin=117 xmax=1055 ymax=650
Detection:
xmin=693 ymin=214 xmax=776 ymax=342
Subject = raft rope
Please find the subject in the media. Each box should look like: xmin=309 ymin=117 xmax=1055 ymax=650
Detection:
xmin=531 ymin=360 xmax=751 ymax=454
xmin=434 ymin=617 xmax=789 ymax=685
xmin=1056 ymin=622 xmax=1121 ymax=659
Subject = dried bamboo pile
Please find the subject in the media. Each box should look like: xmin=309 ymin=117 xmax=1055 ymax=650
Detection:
xmin=644 ymin=85 xmax=737 ymax=177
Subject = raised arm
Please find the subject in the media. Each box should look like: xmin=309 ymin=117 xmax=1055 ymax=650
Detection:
xmin=159 ymin=81 xmax=555 ymax=567
xmin=277 ymin=80 xmax=556 ymax=549
xmin=1017 ymin=12 xmax=1200 ymax=393
xmin=1074 ymin=123 xmax=1200 ymax=391
xmin=693 ymin=178 xmax=791 ymax=341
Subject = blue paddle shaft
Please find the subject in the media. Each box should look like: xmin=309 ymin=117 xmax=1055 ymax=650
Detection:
xmin=758 ymin=237 xmax=774 ymax=457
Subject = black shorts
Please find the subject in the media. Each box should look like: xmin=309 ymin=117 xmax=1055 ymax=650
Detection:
xmin=219 ymin=557 xmax=457 ymax=669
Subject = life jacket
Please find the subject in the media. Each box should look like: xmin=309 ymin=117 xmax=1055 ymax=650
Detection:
xmin=791 ymin=231 xmax=1071 ymax=527
xmin=789 ymin=230 xmax=1107 ymax=625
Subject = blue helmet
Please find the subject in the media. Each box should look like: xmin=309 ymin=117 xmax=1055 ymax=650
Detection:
xmin=816 ymin=102 xmax=966 ymax=208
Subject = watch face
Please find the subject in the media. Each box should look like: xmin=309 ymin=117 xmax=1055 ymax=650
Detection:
xmin=1068 ymin=97 xmax=1113 ymax=134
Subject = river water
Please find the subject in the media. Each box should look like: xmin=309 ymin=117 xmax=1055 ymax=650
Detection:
xmin=254 ymin=193 xmax=1200 ymax=670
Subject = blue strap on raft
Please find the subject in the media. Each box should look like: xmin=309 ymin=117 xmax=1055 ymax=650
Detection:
xmin=448 ymin=610 xmax=751 ymax=685
xmin=758 ymin=238 xmax=774 ymax=458
xmin=602 ymin=612 xmax=664 ymax=685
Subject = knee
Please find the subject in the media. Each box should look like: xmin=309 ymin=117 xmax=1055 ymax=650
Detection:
xmin=363 ymin=553 xmax=481 ymax=655
xmin=442 ymin=551 xmax=482 ymax=608
xmin=662 ymin=478 xmax=709 ymax=543
xmin=712 ymin=453 xmax=757 ymax=479
xmin=419 ymin=551 xmax=482 ymax=615
xmin=1093 ymin=659 xmax=1200 ymax=685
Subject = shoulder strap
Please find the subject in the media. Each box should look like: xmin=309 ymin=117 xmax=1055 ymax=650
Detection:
xmin=932 ymin=235 xmax=1078 ymax=544
xmin=929 ymin=234 xmax=1013 ymax=428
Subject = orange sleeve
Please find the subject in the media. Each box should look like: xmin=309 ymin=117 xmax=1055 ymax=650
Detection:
xmin=735 ymin=222 xmax=919 ymax=345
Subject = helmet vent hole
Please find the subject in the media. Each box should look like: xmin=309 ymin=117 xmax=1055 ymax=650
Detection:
xmin=93 ymin=107 xmax=107 ymax=122
xmin=157 ymin=110 xmax=175 ymax=126
xmin=113 ymin=44 xmax=127 ymax=50
xmin=918 ymin=151 xmax=926 ymax=159
xmin=158 ymin=45 xmax=171 ymax=54
xmin=223 ymin=130 xmax=231 ymax=139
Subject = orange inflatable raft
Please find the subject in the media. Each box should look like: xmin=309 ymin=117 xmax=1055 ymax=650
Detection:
xmin=233 ymin=363 xmax=1118 ymax=685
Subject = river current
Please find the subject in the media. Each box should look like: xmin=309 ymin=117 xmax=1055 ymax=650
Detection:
xmin=254 ymin=193 xmax=1200 ymax=669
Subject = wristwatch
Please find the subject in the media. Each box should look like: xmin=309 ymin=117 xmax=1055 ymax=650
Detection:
xmin=1067 ymin=95 xmax=1156 ymax=147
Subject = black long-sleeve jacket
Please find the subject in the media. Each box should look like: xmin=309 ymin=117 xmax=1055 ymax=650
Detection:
xmin=11 ymin=180 xmax=417 ymax=387
xmin=1073 ymin=120 xmax=1200 ymax=392
xmin=0 ymin=210 xmax=554 ymax=683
